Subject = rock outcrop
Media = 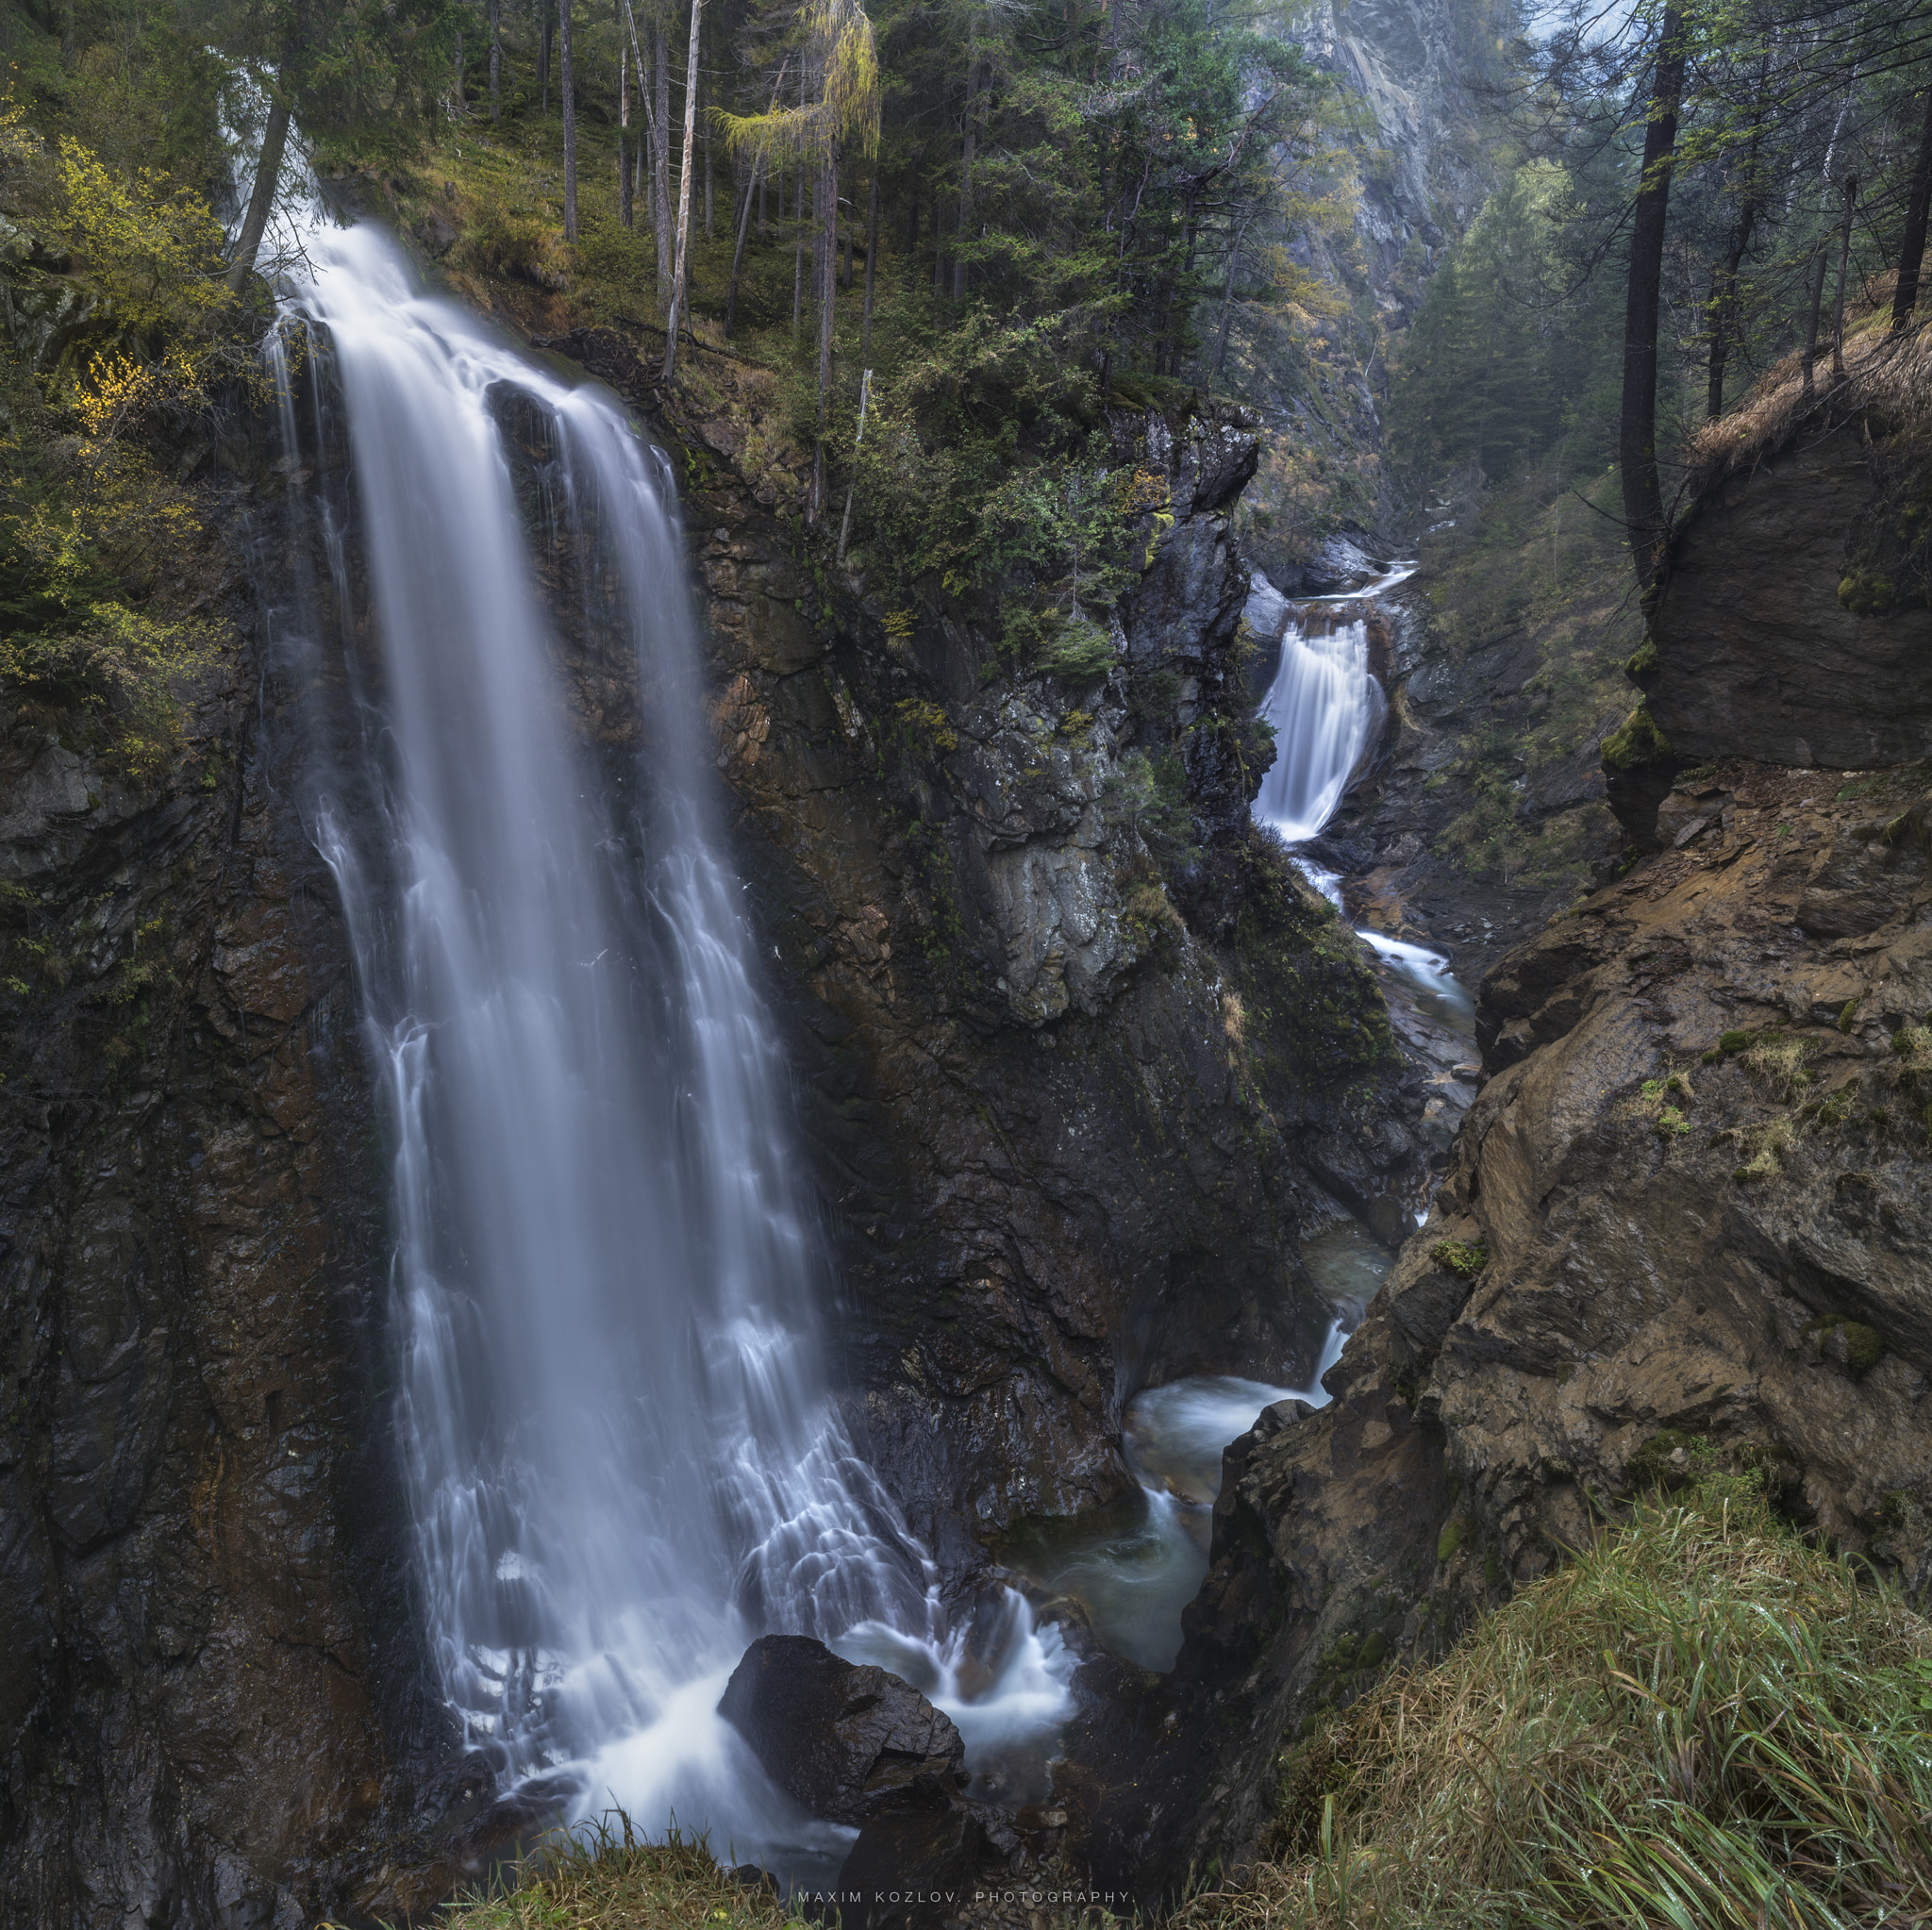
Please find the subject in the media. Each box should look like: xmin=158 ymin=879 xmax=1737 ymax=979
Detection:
xmin=548 ymin=325 xmax=1432 ymax=1573
xmin=1094 ymin=749 xmax=1932 ymax=1897
xmin=1638 ymin=392 xmax=1932 ymax=771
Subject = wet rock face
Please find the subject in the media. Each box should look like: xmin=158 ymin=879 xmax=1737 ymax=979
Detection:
xmin=1643 ymin=416 xmax=1932 ymax=769
xmin=719 ymin=1635 xmax=968 ymax=1825
xmin=0 ymin=478 xmax=437 ymax=1922
xmin=1108 ymin=757 xmax=1932 ymax=1896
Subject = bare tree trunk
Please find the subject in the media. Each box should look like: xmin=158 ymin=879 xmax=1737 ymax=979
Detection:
xmin=1801 ymin=238 xmax=1829 ymax=392
xmin=661 ymin=0 xmax=703 ymax=384
xmin=1830 ymin=175 xmax=1858 ymax=379
xmin=724 ymin=151 xmax=762 ymax=338
xmin=725 ymin=54 xmax=791 ymax=340
xmin=619 ymin=42 xmax=633 ymax=228
xmin=1619 ymin=1 xmax=1688 ymax=598
xmin=861 ymin=165 xmax=879 ymax=359
xmin=560 ymin=0 xmax=577 ymax=240
xmin=227 ymin=80 xmax=292 ymax=295
xmin=489 ymin=0 xmax=500 ymax=119
xmin=703 ymin=74 xmax=714 ymax=239
xmin=954 ymin=35 xmax=977 ymax=303
xmin=654 ymin=25 xmax=673 ymax=300
xmin=1211 ymin=216 xmax=1245 ymax=385
xmin=793 ymin=171 xmax=805 ymax=340
xmin=1892 ymin=86 xmax=1932 ymax=330
xmin=1706 ymin=203 xmax=1755 ymax=421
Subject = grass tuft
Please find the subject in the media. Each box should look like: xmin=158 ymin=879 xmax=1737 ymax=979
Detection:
xmin=1182 ymin=1471 xmax=1932 ymax=1930
xmin=427 ymin=1815 xmax=806 ymax=1930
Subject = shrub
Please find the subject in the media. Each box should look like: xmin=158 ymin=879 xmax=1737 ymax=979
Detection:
xmin=1429 ymin=1240 xmax=1488 ymax=1279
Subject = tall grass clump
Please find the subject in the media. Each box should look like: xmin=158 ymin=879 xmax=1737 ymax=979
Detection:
xmin=432 ymin=1815 xmax=806 ymax=1930
xmin=1181 ymin=1469 xmax=1932 ymax=1929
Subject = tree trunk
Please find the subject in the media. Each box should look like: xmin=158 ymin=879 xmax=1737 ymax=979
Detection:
xmin=954 ymin=37 xmax=977 ymax=303
xmin=227 ymin=81 xmax=292 ymax=295
xmin=661 ymin=0 xmax=703 ymax=384
xmin=1892 ymin=86 xmax=1932 ymax=331
xmin=1831 ymin=175 xmax=1858 ymax=380
xmin=1619 ymin=1 xmax=1689 ymax=598
xmin=793 ymin=171 xmax=805 ymax=340
xmin=725 ymin=152 xmax=762 ymax=339
xmin=813 ymin=151 xmax=838 ymax=520
xmin=454 ymin=27 xmax=464 ymax=107
xmin=560 ymin=0 xmax=577 ymax=240
xmin=619 ymin=44 xmax=633 ymax=228
xmin=1211 ymin=218 xmax=1243 ymax=385
xmin=489 ymin=0 xmax=501 ymax=119
xmin=861 ymin=165 xmax=879 ymax=359
xmin=703 ymin=75 xmax=714 ymax=239
xmin=1801 ymin=237 xmax=1829 ymax=392
xmin=654 ymin=25 xmax=673 ymax=301
xmin=1706 ymin=203 xmax=1754 ymax=422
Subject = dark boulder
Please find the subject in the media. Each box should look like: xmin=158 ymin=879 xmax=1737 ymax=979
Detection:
xmin=717 ymin=1636 xmax=967 ymax=1825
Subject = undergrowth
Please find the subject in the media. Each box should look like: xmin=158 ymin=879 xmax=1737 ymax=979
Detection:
xmin=1181 ymin=1469 xmax=1932 ymax=1930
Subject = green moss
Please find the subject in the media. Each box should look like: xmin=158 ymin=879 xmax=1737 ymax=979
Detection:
xmin=1484 ymin=1552 xmax=1505 ymax=1589
xmin=1430 ymin=1240 xmax=1489 ymax=1280
xmin=1357 ymin=1630 xmax=1389 ymax=1670
xmin=1808 ymin=1318 xmax=1887 ymax=1375
xmin=1602 ymin=703 xmax=1674 ymax=772
xmin=1437 ymin=1520 xmax=1466 ymax=1563
xmin=1840 ymin=1000 xmax=1860 ymax=1034
xmin=1626 ymin=1429 xmax=1704 ymax=1491
xmin=1624 ymin=635 xmax=1659 ymax=680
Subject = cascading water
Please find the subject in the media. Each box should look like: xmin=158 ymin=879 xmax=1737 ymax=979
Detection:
xmin=1251 ymin=615 xmax=1385 ymax=843
xmin=258 ymin=217 xmax=1068 ymax=1869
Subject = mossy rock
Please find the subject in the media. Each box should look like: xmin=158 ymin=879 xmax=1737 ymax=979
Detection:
xmin=1436 ymin=1520 xmax=1466 ymax=1563
xmin=1602 ymin=703 xmax=1674 ymax=773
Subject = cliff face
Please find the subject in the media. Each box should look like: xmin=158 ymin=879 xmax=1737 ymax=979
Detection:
xmin=1641 ymin=414 xmax=1932 ymax=770
xmin=551 ymin=326 xmax=1434 ymax=1565
xmin=0 ymin=464 xmax=443 ymax=1924
xmin=1 ymin=281 xmax=1443 ymax=1914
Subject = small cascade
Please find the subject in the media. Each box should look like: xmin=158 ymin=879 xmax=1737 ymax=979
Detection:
xmin=259 ymin=217 xmax=1069 ymax=1872
xmin=1252 ymin=617 xmax=1386 ymax=842
xmin=1001 ymin=1285 xmax=1365 ymax=1672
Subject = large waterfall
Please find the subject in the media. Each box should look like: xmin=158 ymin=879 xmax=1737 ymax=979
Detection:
xmin=262 ymin=222 xmax=1065 ymax=1869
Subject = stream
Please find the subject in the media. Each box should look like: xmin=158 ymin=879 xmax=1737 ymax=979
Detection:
xmin=1000 ymin=554 xmax=1479 ymax=1675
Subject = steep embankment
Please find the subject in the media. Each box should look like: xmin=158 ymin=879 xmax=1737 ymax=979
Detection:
xmin=1072 ymin=350 xmax=1932 ymax=1900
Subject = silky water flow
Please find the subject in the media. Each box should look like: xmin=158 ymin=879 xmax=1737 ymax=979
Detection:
xmin=259 ymin=220 xmax=1069 ymax=1873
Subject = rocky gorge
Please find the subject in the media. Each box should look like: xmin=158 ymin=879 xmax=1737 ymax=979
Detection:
xmin=5 ymin=0 xmax=1932 ymax=1916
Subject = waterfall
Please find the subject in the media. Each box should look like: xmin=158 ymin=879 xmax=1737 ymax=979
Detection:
xmin=261 ymin=221 xmax=1066 ymax=1869
xmin=1251 ymin=614 xmax=1385 ymax=842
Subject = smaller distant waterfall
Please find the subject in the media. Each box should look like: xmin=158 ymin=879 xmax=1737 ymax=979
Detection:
xmin=1251 ymin=618 xmax=1385 ymax=842
xmin=1245 ymin=570 xmax=1390 ymax=843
